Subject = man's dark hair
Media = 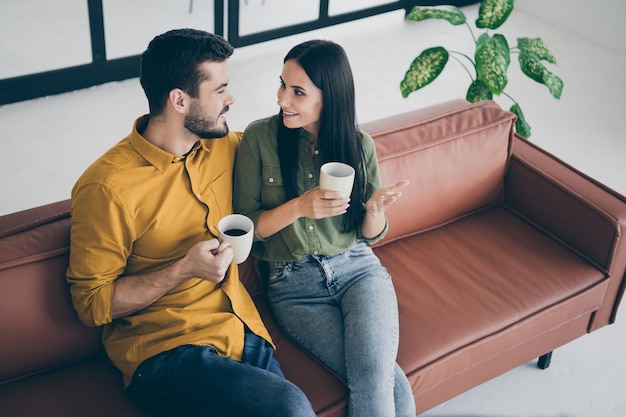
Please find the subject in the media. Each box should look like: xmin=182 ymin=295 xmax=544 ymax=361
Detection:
xmin=140 ymin=28 xmax=234 ymax=115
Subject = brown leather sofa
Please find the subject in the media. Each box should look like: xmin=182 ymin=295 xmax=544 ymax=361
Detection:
xmin=2 ymin=99 xmax=625 ymax=416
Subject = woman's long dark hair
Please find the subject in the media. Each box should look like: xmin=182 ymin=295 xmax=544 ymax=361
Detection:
xmin=277 ymin=40 xmax=365 ymax=233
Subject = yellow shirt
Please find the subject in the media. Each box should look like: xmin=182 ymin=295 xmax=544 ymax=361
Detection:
xmin=67 ymin=116 xmax=272 ymax=386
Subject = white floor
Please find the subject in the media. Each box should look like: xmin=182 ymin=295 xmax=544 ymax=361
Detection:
xmin=1 ymin=1 xmax=625 ymax=416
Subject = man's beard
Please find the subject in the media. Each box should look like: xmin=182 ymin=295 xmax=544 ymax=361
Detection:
xmin=184 ymin=101 xmax=229 ymax=139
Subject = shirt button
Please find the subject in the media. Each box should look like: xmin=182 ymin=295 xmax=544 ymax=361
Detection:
xmin=313 ymin=250 xmax=319 ymax=255
xmin=308 ymin=225 xmax=314 ymax=230
xmin=308 ymin=173 xmax=313 ymax=179
xmin=269 ymin=177 xmax=274 ymax=183
xmin=314 ymin=150 xmax=319 ymax=155
xmin=196 ymin=193 xmax=202 ymax=198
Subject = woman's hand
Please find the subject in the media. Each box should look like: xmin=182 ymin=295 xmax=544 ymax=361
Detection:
xmin=365 ymin=180 xmax=409 ymax=214
xmin=256 ymin=187 xmax=350 ymax=239
xmin=296 ymin=187 xmax=350 ymax=219
xmin=361 ymin=180 xmax=409 ymax=239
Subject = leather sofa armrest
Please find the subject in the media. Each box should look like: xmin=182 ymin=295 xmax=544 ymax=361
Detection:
xmin=504 ymin=135 xmax=626 ymax=329
xmin=0 ymin=200 xmax=71 ymax=239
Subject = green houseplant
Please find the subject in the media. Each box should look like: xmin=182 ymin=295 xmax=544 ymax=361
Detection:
xmin=400 ymin=0 xmax=563 ymax=138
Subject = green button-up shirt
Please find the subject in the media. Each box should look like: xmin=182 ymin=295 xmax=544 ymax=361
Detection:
xmin=234 ymin=115 xmax=387 ymax=262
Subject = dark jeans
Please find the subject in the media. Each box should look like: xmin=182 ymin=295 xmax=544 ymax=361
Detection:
xmin=128 ymin=329 xmax=316 ymax=417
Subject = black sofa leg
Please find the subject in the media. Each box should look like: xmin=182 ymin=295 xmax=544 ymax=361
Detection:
xmin=537 ymin=351 xmax=553 ymax=369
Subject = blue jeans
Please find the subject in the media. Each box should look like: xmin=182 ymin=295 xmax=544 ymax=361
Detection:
xmin=267 ymin=241 xmax=416 ymax=417
xmin=128 ymin=329 xmax=316 ymax=417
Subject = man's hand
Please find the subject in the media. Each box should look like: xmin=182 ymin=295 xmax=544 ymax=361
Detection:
xmin=111 ymin=238 xmax=233 ymax=319
xmin=179 ymin=239 xmax=234 ymax=284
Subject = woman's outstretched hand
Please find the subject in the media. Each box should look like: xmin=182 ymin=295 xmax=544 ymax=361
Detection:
xmin=365 ymin=180 xmax=410 ymax=214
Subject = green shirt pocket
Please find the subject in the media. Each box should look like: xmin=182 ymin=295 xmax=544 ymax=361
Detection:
xmin=261 ymin=165 xmax=287 ymax=209
xmin=262 ymin=165 xmax=284 ymax=187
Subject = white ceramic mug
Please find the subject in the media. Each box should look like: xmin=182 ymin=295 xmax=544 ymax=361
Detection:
xmin=217 ymin=214 xmax=254 ymax=264
xmin=319 ymin=162 xmax=355 ymax=196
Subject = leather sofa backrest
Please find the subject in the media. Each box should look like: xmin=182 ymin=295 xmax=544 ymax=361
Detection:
xmin=0 ymin=200 xmax=102 ymax=385
xmin=361 ymin=99 xmax=516 ymax=244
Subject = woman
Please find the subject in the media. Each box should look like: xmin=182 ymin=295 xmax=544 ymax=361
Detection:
xmin=234 ymin=39 xmax=414 ymax=417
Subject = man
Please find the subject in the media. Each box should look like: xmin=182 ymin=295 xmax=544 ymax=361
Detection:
xmin=67 ymin=28 xmax=316 ymax=417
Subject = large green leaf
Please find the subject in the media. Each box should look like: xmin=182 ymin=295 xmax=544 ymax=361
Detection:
xmin=475 ymin=34 xmax=509 ymax=95
xmin=519 ymin=52 xmax=543 ymax=83
xmin=400 ymin=47 xmax=449 ymax=98
xmin=494 ymin=34 xmax=510 ymax=66
xmin=543 ymin=70 xmax=564 ymax=99
xmin=510 ymin=103 xmax=531 ymax=138
xmin=476 ymin=0 xmax=515 ymax=30
xmin=406 ymin=5 xmax=466 ymax=25
xmin=466 ymin=79 xmax=493 ymax=102
xmin=518 ymin=37 xmax=557 ymax=64
xmin=519 ymin=53 xmax=563 ymax=99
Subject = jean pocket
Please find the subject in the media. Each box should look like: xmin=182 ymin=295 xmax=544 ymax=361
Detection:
xmin=267 ymin=261 xmax=292 ymax=284
xmin=346 ymin=240 xmax=372 ymax=258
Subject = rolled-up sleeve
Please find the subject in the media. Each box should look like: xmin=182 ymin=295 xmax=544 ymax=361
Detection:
xmin=357 ymin=132 xmax=388 ymax=246
xmin=67 ymin=183 xmax=132 ymax=327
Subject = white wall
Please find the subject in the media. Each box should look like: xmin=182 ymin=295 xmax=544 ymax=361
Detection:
xmin=515 ymin=0 xmax=626 ymax=55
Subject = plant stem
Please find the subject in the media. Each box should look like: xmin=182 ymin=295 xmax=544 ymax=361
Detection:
xmin=502 ymin=91 xmax=518 ymax=107
xmin=465 ymin=21 xmax=477 ymax=44
xmin=449 ymin=51 xmax=476 ymax=81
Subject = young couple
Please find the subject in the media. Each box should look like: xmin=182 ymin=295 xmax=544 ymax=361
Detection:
xmin=67 ymin=28 xmax=413 ymax=417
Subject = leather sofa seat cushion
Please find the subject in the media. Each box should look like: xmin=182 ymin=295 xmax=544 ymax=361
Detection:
xmin=375 ymin=207 xmax=607 ymax=374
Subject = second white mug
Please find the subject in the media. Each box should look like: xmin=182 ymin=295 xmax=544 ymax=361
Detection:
xmin=319 ymin=162 xmax=355 ymax=196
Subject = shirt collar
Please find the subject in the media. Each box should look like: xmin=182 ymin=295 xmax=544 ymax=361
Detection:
xmin=129 ymin=116 xmax=209 ymax=172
